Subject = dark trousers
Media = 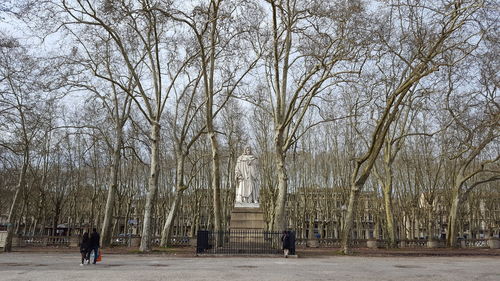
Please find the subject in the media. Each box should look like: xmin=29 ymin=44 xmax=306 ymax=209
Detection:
xmin=80 ymin=251 xmax=88 ymax=264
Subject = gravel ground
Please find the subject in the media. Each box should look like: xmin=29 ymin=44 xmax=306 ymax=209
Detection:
xmin=0 ymin=252 xmax=499 ymax=281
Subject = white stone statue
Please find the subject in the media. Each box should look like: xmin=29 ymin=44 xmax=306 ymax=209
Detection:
xmin=235 ymin=146 xmax=259 ymax=204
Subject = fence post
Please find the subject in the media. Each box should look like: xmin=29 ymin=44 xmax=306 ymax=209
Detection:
xmin=70 ymin=236 xmax=79 ymax=247
xmin=487 ymin=238 xmax=500 ymax=249
xmin=367 ymin=238 xmax=379 ymax=249
xmin=289 ymin=231 xmax=296 ymax=255
xmin=427 ymin=239 xmax=439 ymax=248
xmin=399 ymin=240 xmax=406 ymax=248
xmin=460 ymin=239 xmax=466 ymax=248
xmin=189 ymin=236 xmax=197 ymax=247
xmin=12 ymin=235 xmax=21 ymax=247
xmin=196 ymin=230 xmax=209 ymax=254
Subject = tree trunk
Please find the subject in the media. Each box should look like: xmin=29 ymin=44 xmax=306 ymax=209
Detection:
xmin=190 ymin=196 xmax=201 ymax=237
xmin=31 ymin=218 xmax=38 ymax=236
xmin=16 ymin=201 xmax=27 ymax=235
xmin=160 ymin=190 xmax=183 ymax=247
xmin=32 ymin=193 xmax=44 ymax=236
xmin=101 ymin=128 xmax=122 ymax=247
xmin=382 ymin=182 xmax=397 ymax=247
xmin=124 ymin=197 xmax=132 ymax=237
xmin=52 ymin=202 xmax=61 ymax=236
xmin=111 ymin=203 xmax=121 ymax=238
xmin=139 ymin=122 xmax=161 ymax=252
xmin=4 ymin=161 xmax=27 ymax=252
xmin=273 ymin=133 xmax=288 ymax=231
xmin=341 ymin=183 xmax=361 ymax=254
xmin=40 ymin=208 xmax=46 ymax=236
xmin=447 ymin=189 xmax=460 ymax=247
xmin=203 ymin=0 xmax=222 ymax=238
xmin=160 ymin=153 xmax=187 ymax=247
xmin=90 ymin=188 xmax=97 ymax=229
xmin=427 ymin=207 xmax=433 ymax=240
xmin=210 ymin=131 xmax=222 ymax=236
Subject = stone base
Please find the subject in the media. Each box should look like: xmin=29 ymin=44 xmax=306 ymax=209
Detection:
xmin=230 ymin=207 xmax=266 ymax=231
xmin=234 ymin=202 xmax=260 ymax=208
xmin=367 ymin=239 xmax=378 ymax=249
xmin=307 ymin=239 xmax=319 ymax=248
xmin=70 ymin=236 xmax=79 ymax=247
xmin=0 ymin=231 xmax=6 ymax=248
xmin=189 ymin=237 xmax=197 ymax=247
xmin=460 ymin=240 xmax=467 ymax=248
xmin=12 ymin=236 xmax=25 ymax=247
xmin=399 ymin=240 xmax=406 ymax=248
xmin=130 ymin=237 xmax=141 ymax=247
xmin=487 ymin=238 xmax=500 ymax=249
xmin=427 ymin=240 xmax=439 ymax=248
xmin=230 ymin=207 xmax=266 ymax=244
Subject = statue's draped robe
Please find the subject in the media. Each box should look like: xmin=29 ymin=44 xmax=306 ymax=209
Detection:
xmin=235 ymin=154 xmax=259 ymax=203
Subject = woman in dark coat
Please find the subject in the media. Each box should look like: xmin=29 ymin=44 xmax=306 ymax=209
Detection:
xmin=80 ymin=232 xmax=90 ymax=265
xmin=281 ymin=231 xmax=290 ymax=258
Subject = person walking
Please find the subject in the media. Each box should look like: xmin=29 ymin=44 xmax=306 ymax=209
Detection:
xmin=79 ymin=232 xmax=90 ymax=266
xmin=281 ymin=231 xmax=290 ymax=258
xmin=89 ymin=228 xmax=100 ymax=264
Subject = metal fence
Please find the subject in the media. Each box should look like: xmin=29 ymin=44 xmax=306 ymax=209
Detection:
xmin=296 ymin=238 xmax=442 ymax=248
xmin=403 ymin=239 xmax=428 ymax=248
xmin=196 ymin=230 xmax=295 ymax=255
xmin=110 ymin=236 xmax=191 ymax=247
xmin=10 ymin=235 xmax=495 ymax=250
xmin=22 ymin=236 xmax=71 ymax=247
xmin=12 ymin=235 xmax=189 ymax=247
xmin=462 ymin=238 xmax=489 ymax=248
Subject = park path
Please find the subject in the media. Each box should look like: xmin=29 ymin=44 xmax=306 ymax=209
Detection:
xmin=0 ymin=252 xmax=499 ymax=281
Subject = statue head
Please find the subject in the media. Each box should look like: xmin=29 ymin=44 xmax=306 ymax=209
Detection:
xmin=244 ymin=146 xmax=252 ymax=155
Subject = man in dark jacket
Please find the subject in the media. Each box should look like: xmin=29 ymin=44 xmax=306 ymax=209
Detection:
xmin=89 ymin=228 xmax=100 ymax=264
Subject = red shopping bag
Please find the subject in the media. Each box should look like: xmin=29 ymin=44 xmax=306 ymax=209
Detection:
xmin=96 ymin=250 xmax=102 ymax=262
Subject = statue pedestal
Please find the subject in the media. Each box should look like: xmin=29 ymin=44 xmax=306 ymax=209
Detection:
xmin=230 ymin=206 xmax=265 ymax=231
xmin=234 ymin=202 xmax=260 ymax=208
xmin=230 ymin=206 xmax=266 ymax=243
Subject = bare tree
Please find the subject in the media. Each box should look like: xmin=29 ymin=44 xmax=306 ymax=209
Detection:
xmin=341 ymin=0 xmax=483 ymax=253
xmin=259 ymin=0 xmax=367 ymax=231
xmin=444 ymin=63 xmax=500 ymax=246
xmin=63 ymin=34 xmax=135 ymax=246
xmin=0 ymin=34 xmax=60 ymax=251
xmin=159 ymin=66 xmax=205 ymax=247
xmin=372 ymin=95 xmax=438 ymax=247
xmin=59 ymin=0 xmax=197 ymax=251
xmin=161 ymin=0 xmax=263 ymax=236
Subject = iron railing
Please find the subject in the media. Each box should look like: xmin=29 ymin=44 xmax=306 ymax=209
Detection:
xmin=22 ymin=236 xmax=71 ymax=246
xmin=196 ymin=230 xmax=296 ymax=255
xmin=110 ymin=236 xmax=190 ymax=247
xmin=462 ymin=238 xmax=489 ymax=248
xmin=9 ymin=234 xmax=495 ymax=249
